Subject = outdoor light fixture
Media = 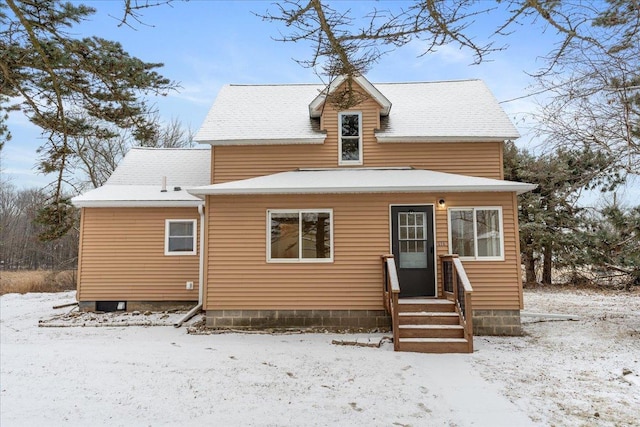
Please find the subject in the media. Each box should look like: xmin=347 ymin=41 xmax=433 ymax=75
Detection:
xmin=438 ymin=198 xmax=446 ymax=208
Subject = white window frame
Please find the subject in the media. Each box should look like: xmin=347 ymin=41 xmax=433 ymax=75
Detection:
xmin=338 ymin=111 xmax=363 ymax=166
xmin=447 ymin=207 xmax=504 ymax=261
xmin=164 ymin=219 xmax=197 ymax=256
xmin=267 ymin=209 xmax=334 ymax=263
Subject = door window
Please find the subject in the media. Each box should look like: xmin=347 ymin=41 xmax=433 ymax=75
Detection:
xmin=398 ymin=211 xmax=428 ymax=268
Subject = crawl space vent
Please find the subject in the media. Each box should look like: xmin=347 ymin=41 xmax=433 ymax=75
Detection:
xmin=96 ymin=301 xmax=126 ymax=312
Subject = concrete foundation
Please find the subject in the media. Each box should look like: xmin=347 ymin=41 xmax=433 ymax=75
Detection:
xmin=79 ymin=300 xmax=198 ymax=312
xmin=205 ymin=309 xmax=390 ymax=331
xmin=473 ymin=309 xmax=522 ymax=336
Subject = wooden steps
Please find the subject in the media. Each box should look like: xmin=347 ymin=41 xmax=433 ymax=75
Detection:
xmin=398 ymin=312 xmax=460 ymax=325
xmin=398 ymin=324 xmax=465 ymax=339
xmin=399 ymin=338 xmax=470 ymax=353
xmin=395 ymin=298 xmax=472 ymax=353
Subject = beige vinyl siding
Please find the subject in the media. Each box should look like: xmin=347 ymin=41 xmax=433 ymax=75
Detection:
xmin=206 ymin=192 xmax=521 ymax=311
xmin=77 ymin=207 xmax=200 ymax=301
xmin=212 ymin=94 xmax=503 ymax=183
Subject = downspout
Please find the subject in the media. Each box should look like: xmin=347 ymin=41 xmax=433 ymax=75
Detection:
xmin=174 ymin=202 xmax=205 ymax=327
xmin=198 ymin=203 xmax=205 ymax=305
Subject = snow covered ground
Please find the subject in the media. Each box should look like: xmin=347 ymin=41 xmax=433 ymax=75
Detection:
xmin=475 ymin=288 xmax=640 ymax=427
xmin=1 ymin=289 xmax=638 ymax=426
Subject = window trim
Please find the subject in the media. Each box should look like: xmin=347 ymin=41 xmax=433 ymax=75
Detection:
xmin=267 ymin=209 xmax=334 ymax=263
xmin=164 ymin=219 xmax=197 ymax=256
xmin=338 ymin=111 xmax=363 ymax=166
xmin=447 ymin=207 xmax=504 ymax=261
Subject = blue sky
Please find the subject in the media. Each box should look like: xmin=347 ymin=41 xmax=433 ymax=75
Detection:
xmin=5 ymin=0 xmax=634 ymax=204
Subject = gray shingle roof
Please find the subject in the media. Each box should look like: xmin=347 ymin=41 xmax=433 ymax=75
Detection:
xmin=374 ymin=80 xmax=520 ymax=142
xmin=194 ymin=79 xmax=519 ymax=145
xmin=106 ymin=147 xmax=210 ymax=187
xmin=195 ymin=84 xmax=326 ymax=145
xmin=71 ymin=147 xmax=211 ymax=207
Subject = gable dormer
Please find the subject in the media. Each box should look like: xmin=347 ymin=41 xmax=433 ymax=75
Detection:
xmin=308 ymin=75 xmax=392 ymax=166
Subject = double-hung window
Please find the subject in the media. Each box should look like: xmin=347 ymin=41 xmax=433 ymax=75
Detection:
xmin=448 ymin=208 xmax=503 ymax=260
xmin=338 ymin=112 xmax=362 ymax=165
xmin=165 ymin=219 xmax=197 ymax=256
xmin=268 ymin=210 xmax=333 ymax=262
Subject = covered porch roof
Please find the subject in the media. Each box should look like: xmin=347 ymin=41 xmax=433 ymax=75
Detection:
xmin=188 ymin=167 xmax=536 ymax=196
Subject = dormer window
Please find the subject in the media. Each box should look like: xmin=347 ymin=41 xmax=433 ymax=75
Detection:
xmin=339 ymin=112 xmax=362 ymax=165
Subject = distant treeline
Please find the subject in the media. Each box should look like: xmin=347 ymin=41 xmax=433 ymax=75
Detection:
xmin=0 ymin=183 xmax=78 ymax=271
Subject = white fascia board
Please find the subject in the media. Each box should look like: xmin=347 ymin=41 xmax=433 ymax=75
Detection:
xmin=190 ymin=183 xmax=537 ymax=196
xmin=375 ymin=135 xmax=519 ymax=143
xmin=72 ymin=200 xmax=204 ymax=208
xmin=353 ymin=75 xmax=392 ymax=115
xmin=309 ymin=75 xmax=345 ymax=117
xmin=195 ymin=137 xmax=326 ymax=146
xmin=300 ymin=166 xmax=412 ymax=171
xmin=309 ymin=75 xmax=391 ymax=117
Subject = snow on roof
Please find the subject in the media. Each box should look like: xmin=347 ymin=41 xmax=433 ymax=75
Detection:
xmin=188 ymin=167 xmax=537 ymax=196
xmin=194 ymin=84 xmax=327 ymax=146
xmin=72 ymin=147 xmax=210 ymax=208
xmin=194 ymin=79 xmax=519 ymax=146
xmin=105 ymin=147 xmax=210 ymax=186
xmin=374 ymin=80 xmax=519 ymax=142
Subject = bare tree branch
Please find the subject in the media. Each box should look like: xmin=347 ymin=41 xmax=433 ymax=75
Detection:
xmin=117 ymin=0 xmax=175 ymax=29
xmin=258 ymin=1 xmax=639 ymax=82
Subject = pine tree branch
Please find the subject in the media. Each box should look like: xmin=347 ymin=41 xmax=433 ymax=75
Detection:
xmin=6 ymin=0 xmax=69 ymax=206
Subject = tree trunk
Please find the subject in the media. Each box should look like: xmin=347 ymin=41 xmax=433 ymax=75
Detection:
xmin=522 ymin=248 xmax=537 ymax=284
xmin=542 ymin=243 xmax=553 ymax=285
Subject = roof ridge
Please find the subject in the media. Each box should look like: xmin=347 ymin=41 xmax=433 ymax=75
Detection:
xmin=375 ymin=79 xmax=482 ymax=85
xmin=226 ymin=79 xmax=482 ymax=87
xmin=129 ymin=146 xmax=210 ymax=151
xmin=228 ymin=83 xmax=323 ymax=87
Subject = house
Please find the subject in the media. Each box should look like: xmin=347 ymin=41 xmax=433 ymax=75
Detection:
xmin=72 ymin=75 xmax=535 ymax=353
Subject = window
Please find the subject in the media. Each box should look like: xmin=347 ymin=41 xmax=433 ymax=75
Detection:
xmin=338 ymin=112 xmax=362 ymax=165
xmin=165 ymin=220 xmax=197 ymax=256
xmin=268 ymin=210 xmax=333 ymax=262
xmin=398 ymin=211 xmax=428 ymax=268
xmin=448 ymin=208 xmax=503 ymax=260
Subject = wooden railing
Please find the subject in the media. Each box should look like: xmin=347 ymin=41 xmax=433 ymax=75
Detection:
xmin=381 ymin=254 xmax=400 ymax=351
xmin=441 ymin=254 xmax=474 ymax=352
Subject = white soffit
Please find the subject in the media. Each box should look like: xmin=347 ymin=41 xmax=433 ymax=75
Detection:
xmin=188 ymin=168 xmax=537 ymax=196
